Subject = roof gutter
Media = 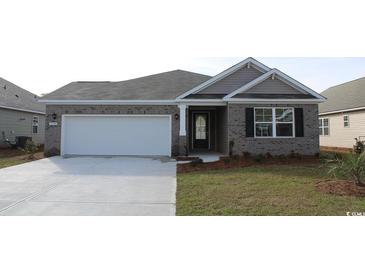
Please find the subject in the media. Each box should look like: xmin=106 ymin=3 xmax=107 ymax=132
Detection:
xmin=0 ymin=105 xmax=45 ymax=115
xmin=38 ymin=100 xmax=178 ymax=105
xmin=225 ymin=98 xmax=325 ymax=104
xmin=319 ymin=106 xmax=365 ymax=115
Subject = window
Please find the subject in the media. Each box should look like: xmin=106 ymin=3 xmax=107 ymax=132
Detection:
xmin=319 ymin=118 xmax=329 ymax=136
xmin=32 ymin=116 xmax=39 ymax=134
xmin=343 ymin=115 xmax=349 ymax=127
xmin=254 ymin=108 xmax=294 ymax=138
xmin=195 ymin=114 xmax=207 ymax=140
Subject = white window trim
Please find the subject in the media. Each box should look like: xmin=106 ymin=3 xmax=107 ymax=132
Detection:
xmin=254 ymin=107 xmax=295 ymax=138
xmin=32 ymin=116 xmax=39 ymax=134
xmin=319 ymin=118 xmax=330 ymax=136
xmin=343 ymin=115 xmax=350 ymax=128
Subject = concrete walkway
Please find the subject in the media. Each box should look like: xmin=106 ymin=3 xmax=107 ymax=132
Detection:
xmin=0 ymin=157 xmax=176 ymax=216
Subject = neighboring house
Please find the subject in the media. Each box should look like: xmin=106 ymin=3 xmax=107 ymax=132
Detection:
xmin=40 ymin=58 xmax=325 ymax=157
xmin=0 ymin=78 xmax=45 ymax=147
xmin=319 ymin=76 xmax=365 ymax=149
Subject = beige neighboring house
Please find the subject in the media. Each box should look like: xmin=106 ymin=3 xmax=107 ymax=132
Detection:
xmin=0 ymin=77 xmax=45 ymax=147
xmin=319 ymin=76 xmax=365 ymax=149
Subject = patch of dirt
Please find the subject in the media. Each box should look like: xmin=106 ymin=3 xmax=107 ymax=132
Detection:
xmin=315 ymin=180 xmax=365 ymax=197
xmin=177 ymin=156 xmax=319 ymax=173
xmin=0 ymin=148 xmax=44 ymax=161
xmin=177 ymin=159 xmax=251 ymax=173
xmin=0 ymin=148 xmax=25 ymax=158
xmin=320 ymin=146 xmax=352 ymax=154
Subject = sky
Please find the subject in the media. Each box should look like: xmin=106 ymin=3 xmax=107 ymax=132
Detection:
xmin=2 ymin=57 xmax=365 ymax=96
xmin=180 ymin=57 xmax=365 ymax=93
xmin=1 ymin=1 xmax=365 ymax=96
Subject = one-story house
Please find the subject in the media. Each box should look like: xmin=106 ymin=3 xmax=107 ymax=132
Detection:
xmin=319 ymin=76 xmax=365 ymax=149
xmin=0 ymin=77 xmax=45 ymax=147
xmin=40 ymin=58 xmax=325 ymax=157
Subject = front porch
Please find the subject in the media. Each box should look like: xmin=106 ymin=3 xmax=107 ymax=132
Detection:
xmin=178 ymin=105 xmax=228 ymax=156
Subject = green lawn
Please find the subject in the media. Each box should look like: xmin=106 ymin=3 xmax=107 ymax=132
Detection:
xmin=176 ymin=164 xmax=365 ymax=216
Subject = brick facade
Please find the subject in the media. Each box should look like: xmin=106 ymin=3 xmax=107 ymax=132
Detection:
xmin=228 ymin=104 xmax=319 ymax=156
xmin=44 ymin=105 xmax=180 ymax=156
xmin=44 ymin=103 xmax=319 ymax=157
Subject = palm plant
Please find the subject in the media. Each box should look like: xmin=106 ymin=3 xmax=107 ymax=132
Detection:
xmin=329 ymin=153 xmax=365 ymax=186
xmin=23 ymin=140 xmax=39 ymax=160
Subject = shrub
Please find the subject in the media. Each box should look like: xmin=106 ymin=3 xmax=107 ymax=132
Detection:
xmin=329 ymin=153 xmax=365 ymax=186
xmin=289 ymin=151 xmax=302 ymax=159
xmin=320 ymin=152 xmax=345 ymax=162
xmin=229 ymin=140 xmax=235 ymax=157
xmin=23 ymin=140 xmax=39 ymax=159
xmin=320 ymin=152 xmax=336 ymax=161
xmin=232 ymin=154 xmax=240 ymax=161
xmin=277 ymin=154 xmax=287 ymax=160
xmin=253 ymin=154 xmax=264 ymax=163
xmin=223 ymin=158 xmax=231 ymax=164
xmin=354 ymin=138 xmax=365 ymax=154
xmin=242 ymin=151 xmax=251 ymax=158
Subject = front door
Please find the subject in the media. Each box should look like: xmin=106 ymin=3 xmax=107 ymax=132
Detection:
xmin=193 ymin=112 xmax=209 ymax=149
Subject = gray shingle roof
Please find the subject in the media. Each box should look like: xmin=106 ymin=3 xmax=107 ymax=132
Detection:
xmin=319 ymin=76 xmax=365 ymax=113
xmin=42 ymin=70 xmax=211 ymax=101
xmin=0 ymin=77 xmax=45 ymax=113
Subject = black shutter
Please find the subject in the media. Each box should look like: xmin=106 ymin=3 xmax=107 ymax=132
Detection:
xmin=295 ymin=108 xmax=304 ymax=137
xmin=246 ymin=108 xmax=254 ymax=137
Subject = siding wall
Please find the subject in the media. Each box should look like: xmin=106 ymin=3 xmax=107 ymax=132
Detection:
xmin=245 ymin=78 xmax=304 ymax=94
xmin=199 ymin=67 xmax=263 ymax=94
xmin=320 ymin=110 xmax=365 ymax=148
xmin=0 ymin=108 xmax=45 ymax=146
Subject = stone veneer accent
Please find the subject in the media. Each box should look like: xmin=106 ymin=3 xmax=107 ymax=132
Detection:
xmin=228 ymin=104 xmax=319 ymax=156
xmin=45 ymin=105 xmax=180 ymax=156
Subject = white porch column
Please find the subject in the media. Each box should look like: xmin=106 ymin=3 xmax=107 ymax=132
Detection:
xmin=178 ymin=104 xmax=187 ymax=136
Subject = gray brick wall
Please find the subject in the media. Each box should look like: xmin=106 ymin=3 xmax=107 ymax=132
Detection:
xmin=228 ymin=104 xmax=319 ymax=156
xmin=44 ymin=103 xmax=319 ymax=157
xmin=45 ymin=105 xmax=180 ymax=156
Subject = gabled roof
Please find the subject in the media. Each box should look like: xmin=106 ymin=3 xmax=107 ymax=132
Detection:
xmin=223 ymin=69 xmax=326 ymax=101
xmin=40 ymin=58 xmax=324 ymax=104
xmin=176 ymin=57 xmax=271 ymax=100
xmin=319 ymin=76 xmax=365 ymax=114
xmin=0 ymin=77 xmax=45 ymax=114
xmin=41 ymin=70 xmax=211 ymax=101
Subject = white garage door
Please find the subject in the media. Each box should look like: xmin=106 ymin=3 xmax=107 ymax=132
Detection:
xmin=61 ymin=115 xmax=171 ymax=156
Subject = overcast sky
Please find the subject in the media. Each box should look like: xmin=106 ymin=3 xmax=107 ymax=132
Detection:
xmin=1 ymin=1 xmax=365 ymax=96
xmin=2 ymin=57 xmax=365 ymax=96
xmin=180 ymin=57 xmax=365 ymax=93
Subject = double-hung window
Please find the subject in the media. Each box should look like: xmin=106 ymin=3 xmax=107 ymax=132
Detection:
xmin=319 ymin=118 xmax=329 ymax=136
xmin=343 ymin=115 xmax=349 ymax=128
xmin=254 ymin=108 xmax=294 ymax=138
xmin=32 ymin=116 xmax=39 ymax=134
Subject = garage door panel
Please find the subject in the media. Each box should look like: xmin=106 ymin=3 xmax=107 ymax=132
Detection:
xmin=62 ymin=115 xmax=171 ymax=156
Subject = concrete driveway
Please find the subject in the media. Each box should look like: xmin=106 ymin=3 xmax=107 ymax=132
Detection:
xmin=0 ymin=157 xmax=176 ymax=216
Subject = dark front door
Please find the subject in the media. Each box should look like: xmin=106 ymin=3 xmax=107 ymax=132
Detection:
xmin=193 ymin=112 xmax=209 ymax=149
